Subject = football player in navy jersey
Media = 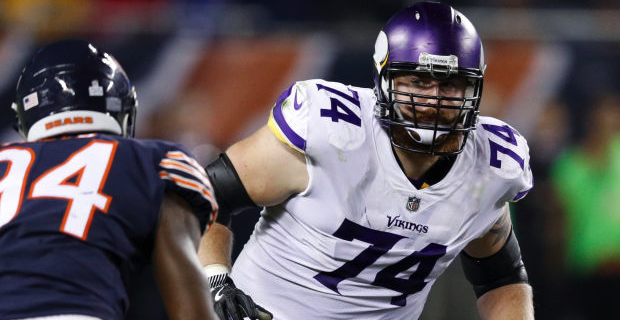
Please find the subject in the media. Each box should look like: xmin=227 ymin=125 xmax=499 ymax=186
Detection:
xmin=0 ymin=40 xmax=218 ymax=320
xmin=198 ymin=2 xmax=536 ymax=320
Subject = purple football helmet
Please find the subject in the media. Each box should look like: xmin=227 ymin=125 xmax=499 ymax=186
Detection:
xmin=373 ymin=2 xmax=485 ymax=155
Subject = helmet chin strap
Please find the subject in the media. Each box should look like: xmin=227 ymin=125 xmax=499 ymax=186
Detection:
xmin=393 ymin=105 xmax=448 ymax=145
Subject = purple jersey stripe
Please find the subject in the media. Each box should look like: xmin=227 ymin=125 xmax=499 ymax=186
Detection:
xmin=512 ymin=188 xmax=531 ymax=202
xmin=273 ymin=85 xmax=306 ymax=151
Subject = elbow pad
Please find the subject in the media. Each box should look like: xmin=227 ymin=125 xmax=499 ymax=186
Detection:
xmin=460 ymin=228 xmax=529 ymax=298
xmin=205 ymin=153 xmax=258 ymax=226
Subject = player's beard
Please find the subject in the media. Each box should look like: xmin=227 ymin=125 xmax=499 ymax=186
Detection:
xmin=391 ymin=126 xmax=463 ymax=154
xmin=391 ymin=103 xmax=464 ymax=154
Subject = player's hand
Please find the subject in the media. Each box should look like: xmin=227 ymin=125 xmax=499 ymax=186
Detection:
xmin=210 ymin=275 xmax=273 ymax=320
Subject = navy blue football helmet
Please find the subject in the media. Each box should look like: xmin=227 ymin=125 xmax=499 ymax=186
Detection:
xmin=12 ymin=39 xmax=137 ymax=141
xmin=373 ymin=2 xmax=485 ymax=155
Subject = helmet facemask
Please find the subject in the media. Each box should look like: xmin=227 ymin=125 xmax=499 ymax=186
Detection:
xmin=377 ymin=64 xmax=483 ymax=155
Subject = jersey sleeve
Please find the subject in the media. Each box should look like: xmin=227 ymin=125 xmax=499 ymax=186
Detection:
xmin=267 ymin=79 xmax=367 ymax=157
xmin=267 ymin=81 xmax=312 ymax=154
xmin=478 ymin=117 xmax=534 ymax=203
xmin=157 ymin=145 xmax=218 ymax=233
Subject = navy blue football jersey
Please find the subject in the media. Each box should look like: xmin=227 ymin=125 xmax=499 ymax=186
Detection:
xmin=0 ymin=133 xmax=217 ymax=320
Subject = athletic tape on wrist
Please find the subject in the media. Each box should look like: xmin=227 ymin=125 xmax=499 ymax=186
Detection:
xmin=204 ymin=264 xmax=230 ymax=288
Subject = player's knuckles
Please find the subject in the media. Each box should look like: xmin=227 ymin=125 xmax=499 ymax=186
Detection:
xmin=257 ymin=312 xmax=273 ymax=320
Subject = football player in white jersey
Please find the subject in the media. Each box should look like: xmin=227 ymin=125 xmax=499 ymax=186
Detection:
xmin=199 ymin=2 xmax=534 ymax=320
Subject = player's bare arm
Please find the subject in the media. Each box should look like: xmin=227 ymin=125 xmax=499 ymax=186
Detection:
xmin=461 ymin=204 xmax=534 ymax=320
xmin=476 ymin=283 xmax=534 ymax=320
xmin=198 ymin=221 xmax=233 ymax=267
xmin=464 ymin=204 xmax=512 ymax=257
xmin=199 ymin=125 xmax=304 ymax=320
xmin=198 ymin=124 xmax=308 ymax=266
xmin=154 ymin=192 xmax=217 ymax=320
xmin=227 ymin=124 xmax=308 ymax=205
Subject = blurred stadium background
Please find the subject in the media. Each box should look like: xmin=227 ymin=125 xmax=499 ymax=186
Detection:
xmin=2 ymin=0 xmax=620 ymax=319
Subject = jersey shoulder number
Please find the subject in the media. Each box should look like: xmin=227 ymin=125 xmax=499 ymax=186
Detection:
xmin=476 ymin=116 xmax=533 ymax=202
xmin=268 ymin=79 xmax=368 ymax=154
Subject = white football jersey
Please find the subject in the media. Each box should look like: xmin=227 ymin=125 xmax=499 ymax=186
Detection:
xmin=231 ymin=79 xmax=533 ymax=320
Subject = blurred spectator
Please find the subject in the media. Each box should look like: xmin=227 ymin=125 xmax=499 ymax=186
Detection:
xmin=551 ymin=93 xmax=620 ymax=320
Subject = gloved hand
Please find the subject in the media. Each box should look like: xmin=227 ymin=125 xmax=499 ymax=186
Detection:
xmin=206 ymin=265 xmax=273 ymax=320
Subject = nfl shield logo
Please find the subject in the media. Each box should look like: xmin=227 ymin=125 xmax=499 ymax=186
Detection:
xmin=406 ymin=196 xmax=420 ymax=212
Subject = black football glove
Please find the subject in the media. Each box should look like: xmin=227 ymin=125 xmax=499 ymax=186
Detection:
xmin=209 ymin=274 xmax=273 ymax=320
